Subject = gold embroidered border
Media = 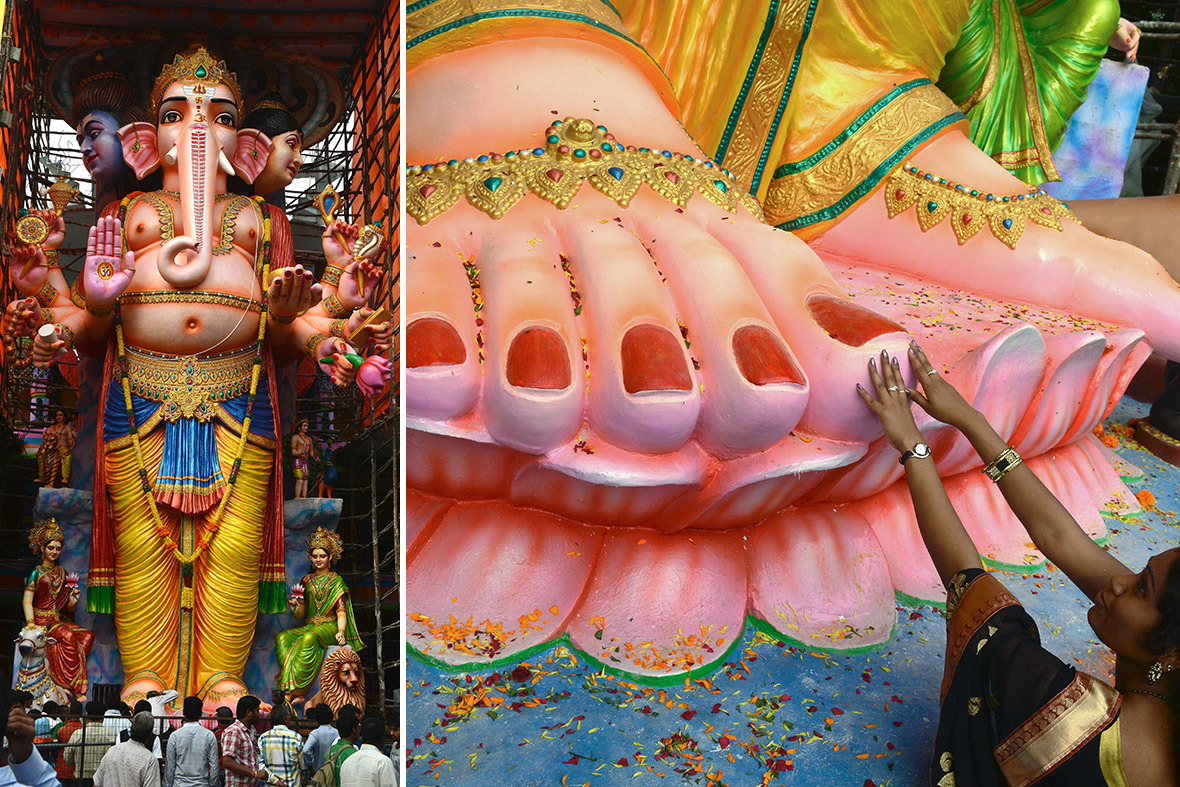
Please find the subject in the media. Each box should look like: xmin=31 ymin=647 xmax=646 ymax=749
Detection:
xmin=939 ymin=573 xmax=1019 ymax=703
xmin=995 ymin=672 xmax=1120 ymax=787
xmin=1007 ymin=0 xmax=1059 ymax=180
xmin=991 ymin=147 xmax=1043 ymax=168
xmin=120 ymin=290 xmax=262 ymax=313
xmin=959 ymin=0 xmax=1003 ymax=113
xmin=716 ymin=0 xmax=811 ymax=192
xmin=764 ymin=82 xmax=963 ymax=228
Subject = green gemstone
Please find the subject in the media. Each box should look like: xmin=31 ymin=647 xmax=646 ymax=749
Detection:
xmin=195 ymin=65 xmax=207 ymax=79
xmin=926 ymin=201 xmax=938 ymax=212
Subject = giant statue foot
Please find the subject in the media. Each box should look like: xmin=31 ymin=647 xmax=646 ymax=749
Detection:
xmin=405 ymin=38 xmax=1176 ymax=680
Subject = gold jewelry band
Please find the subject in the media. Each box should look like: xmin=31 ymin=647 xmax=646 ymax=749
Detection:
xmin=982 ymin=446 xmax=1023 ymax=483
xmin=124 ymin=345 xmax=256 ymax=422
xmin=35 ymin=280 xmax=57 ymax=307
xmin=322 ymin=293 xmax=350 ymax=318
xmin=321 ymin=266 xmax=345 ymax=288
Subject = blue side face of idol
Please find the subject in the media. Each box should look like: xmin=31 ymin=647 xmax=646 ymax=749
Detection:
xmin=77 ymin=110 xmax=132 ymax=184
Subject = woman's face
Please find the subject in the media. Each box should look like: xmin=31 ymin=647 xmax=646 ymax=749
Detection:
xmin=42 ymin=539 xmax=62 ymax=565
xmin=310 ymin=547 xmax=330 ymax=571
xmin=76 ymin=111 xmax=130 ymax=183
xmin=254 ymin=128 xmax=302 ymax=195
xmin=1088 ymin=548 xmax=1180 ymax=661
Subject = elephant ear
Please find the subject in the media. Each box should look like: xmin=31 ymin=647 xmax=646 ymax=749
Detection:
xmin=233 ymin=129 xmax=273 ymax=184
xmin=117 ymin=122 xmax=162 ymax=180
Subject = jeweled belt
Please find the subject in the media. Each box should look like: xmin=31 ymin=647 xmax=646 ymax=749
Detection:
xmin=119 ymin=290 xmax=262 ymax=313
xmin=124 ymin=345 xmax=255 ymax=423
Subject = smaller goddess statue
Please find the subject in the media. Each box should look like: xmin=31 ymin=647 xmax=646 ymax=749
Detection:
xmin=276 ymin=527 xmax=363 ymax=704
xmin=290 ymin=419 xmax=318 ymax=499
xmin=36 ymin=409 xmax=76 ymax=488
xmin=22 ymin=518 xmax=93 ymax=698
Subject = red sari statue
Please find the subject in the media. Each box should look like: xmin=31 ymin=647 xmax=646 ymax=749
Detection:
xmin=23 ymin=518 xmax=93 ymax=698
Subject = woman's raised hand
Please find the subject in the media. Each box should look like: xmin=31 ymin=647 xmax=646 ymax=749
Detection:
xmin=856 ymin=350 xmax=925 ymax=453
xmin=905 ymin=343 xmax=978 ymax=429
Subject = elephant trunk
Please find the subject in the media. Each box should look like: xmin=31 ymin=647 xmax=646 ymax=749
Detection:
xmin=158 ymin=122 xmax=217 ymax=289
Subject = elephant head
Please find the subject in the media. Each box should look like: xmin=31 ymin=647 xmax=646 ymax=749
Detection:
xmin=118 ymin=48 xmax=271 ymax=289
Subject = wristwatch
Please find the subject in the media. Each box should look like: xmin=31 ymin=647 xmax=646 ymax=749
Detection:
xmin=898 ymin=442 xmax=932 ymax=465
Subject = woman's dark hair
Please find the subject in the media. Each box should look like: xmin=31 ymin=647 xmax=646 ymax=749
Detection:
xmin=71 ymin=69 xmax=149 ymax=128
xmin=228 ymin=94 xmax=302 ymax=198
xmin=1148 ymin=557 xmax=1180 ymax=784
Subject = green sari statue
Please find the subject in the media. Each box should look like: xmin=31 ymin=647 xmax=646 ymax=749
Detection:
xmin=276 ymin=527 xmax=363 ymax=700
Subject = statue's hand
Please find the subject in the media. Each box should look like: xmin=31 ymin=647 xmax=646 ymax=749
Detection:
xmin=1110 ymin=17 xmax=1140 ymax=62
xmin=83 ymin=217 xmax=135 ymax=308
xmin=318 ymin=338 xmax=360 ymax=387
xmin=2 ymin=298 xmax=39 ymax=349
xmin=9 ymin=245 xmax=50 ymax=295
xmin=267 ymin=266 xmax=322 ymax=321
xmin=335 ymin=632 xmax=347 ymax=646
xmin=322 ymin=220 xmax=360 ymax=269
xmin=34 ymin=210 xmax=67 ymax=251
xmin=337 ymin=259 xmax=381 ymax=309
xmin=346 ymin=308 xmax=394 ymax=353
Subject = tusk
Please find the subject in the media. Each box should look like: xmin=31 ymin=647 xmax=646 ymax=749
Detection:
xmin=163 ymin=145 xmax=178 ymax=166
xmin=218 ymin=151 xmax=236 ymax=176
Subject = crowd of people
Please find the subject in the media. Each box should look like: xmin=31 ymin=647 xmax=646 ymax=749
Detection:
xmin=3 ymin=688 xmax=398 ymax=787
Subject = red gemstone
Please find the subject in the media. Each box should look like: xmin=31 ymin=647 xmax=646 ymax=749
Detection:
xmin=558 ymin=145 xmax=570 ymax=154
xmin=491 ymin=153 xmax=503 ymax=162
xmin=1041 ymin=207 xmax=1052 ymax=214
xmin=420 ymin=184 xmax=437 ymax=198
xmin=546 ymin=168 xmax=564 ymax=182
xmin=664 ymin=171 xmax=679 ymax=185
xmin=589 ymin=149 xmax=602 ymax=159
xmin=961 ymin=214 xmax=972 ymax=224
xmin=895 ymin=189 xmax=906 ymax=199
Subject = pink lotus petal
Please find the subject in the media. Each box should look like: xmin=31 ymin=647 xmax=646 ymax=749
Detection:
xmin=1010 ymin=331 xmax=1106 ymax=456
xmin=407 ymin=501 xmax=602 ymax=666
xmin=567 ymin=529 xmax=745 ymax=678
xmin=748 ymin=504 xmax=894 ymax=648
xmin=1059 ymin=329 xmax=1147 ymax=444
xmin=1075 ymin=435 xmax=1141 ymax=516
xmin=406 ymin=489 xmax=451 ymax=560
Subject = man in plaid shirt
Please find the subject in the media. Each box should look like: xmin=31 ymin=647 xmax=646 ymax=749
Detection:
xmin=220 ymin=696 xmax=289 ymax=787
xmin=258 ymin=705 xmax=302 ymax=787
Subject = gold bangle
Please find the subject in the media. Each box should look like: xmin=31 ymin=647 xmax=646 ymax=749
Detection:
xmin=85 ymin=300 xmax=116 ymax=318
xmin=269 ymin=311 xmax=299 ymax=325
xmin=982 ymin=446 xmax=1023 ymax=483
xmin=328 ymin=318 xmax=348 ymax=338
xmin=321 ymin=266 xmax=345 ymax=288
xmin=43 ymin=249 xmax=58 ymax=266
xmin=306 ymin=332 xmax=329 ymax=358
xmin=40 ymin=307 xmax=54 ymax=326
xmin=36 ymin=281 xmax=57 ymax=307
xmin=322 ymin=293 xmax=350 ymax=318
xmin=56 ymin=324 xmax=75 ymax=351
xmin=69 ymin=279 xmax=86 ymax=309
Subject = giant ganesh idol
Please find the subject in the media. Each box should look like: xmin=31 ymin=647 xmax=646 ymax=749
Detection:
xmin=404 ymin=0 xmax=1180 ymax=678
xmin=3 ymin=47 xmax=386 ymax=706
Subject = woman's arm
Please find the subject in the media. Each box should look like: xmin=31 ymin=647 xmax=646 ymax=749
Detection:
xmin=905 ymin=343 xmax=1128 ymax=599
xmin=857 ymin=350 xmax=983 ymax=585
xmin=22 ymin=585 xmax=35 ymax=625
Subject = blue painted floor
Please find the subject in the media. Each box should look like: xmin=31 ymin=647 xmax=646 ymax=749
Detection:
xmin=407 ymin=396 xmax=1176 ymax=786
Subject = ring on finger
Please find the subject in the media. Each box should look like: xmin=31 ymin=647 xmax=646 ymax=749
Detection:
xmin=887 ymin=385 xmax=900 ymax=392
xmin=926 ymin=369 xmax=938 ymax=376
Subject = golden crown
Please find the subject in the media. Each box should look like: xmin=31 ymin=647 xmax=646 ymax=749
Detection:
xmin=28 ymin=517 xmax=65 ymax=555
xmin=306 ymin=527 xmax=343 ymax=563
xmin=150 ymin=46 xmax=242 ymax=116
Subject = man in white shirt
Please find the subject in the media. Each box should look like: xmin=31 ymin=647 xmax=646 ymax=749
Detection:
xmin=339 ymin=714 xmax=396 ymax=787
xmin=165 ymin=696 xmax=219 ymax=787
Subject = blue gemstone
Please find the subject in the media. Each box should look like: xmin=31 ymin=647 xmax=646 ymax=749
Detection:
xmin=705 ymin=162 xmax=714 ymax=168
xmin=533 ymin=148 xmax=545 ymax=156
xmin=986 ymin=194 xmax=994 ymax=201
xmin=574 ymin=149 xmax=586 ymax=158
xmin=955 ymin=184 xmax=963 ymax=190
xmin=924 ymin=173 xmax=932 ymax=180
xmin=477 ymin=155 xmax=489 ymax=163
xmin=1017 ymin=194 xmax=1023 ymax=200
xmin=422 ymin=165 xmax=433 ymax=172
xmin=1062 ymin=202 xmax=1070 ymax=209
xmin=926 ymin=201 xmax=938 ymax=212
xmin=714 ymin=179 xmax=727 ymax=193
xmin=547 ymin=135 xmax=559 ymax=144
xmin=484 ymin=176 xmax=503 ymax=192
xmin=554 ymin=120 xmax=562 ymax=125
xmin=662 ymin=150 xmax=672 ymax=158
xmin=448 ymin=159 xmax=458 ymax=166
xmin=608 ymin=166 xmax=624 ymax=181
xmin=1002 ymin=218 xmax=1013 ymax=229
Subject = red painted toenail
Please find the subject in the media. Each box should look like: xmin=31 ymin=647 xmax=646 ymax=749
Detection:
xmin=507 ymin=327 xmax=571 ymax=390
xmin=806 ymin=293 xmax=905 ymax=347
xmin=732 ymin=326 xmax=805 ymax=385
xmin=621 ymin=324 xmax=693 ymax=393
xmin=407 ymin=317 xmax=466 ymax=368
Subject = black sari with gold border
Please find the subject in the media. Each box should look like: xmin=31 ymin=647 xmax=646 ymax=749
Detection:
xmin=935 ymin=568 xmax=1123 ymax=786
